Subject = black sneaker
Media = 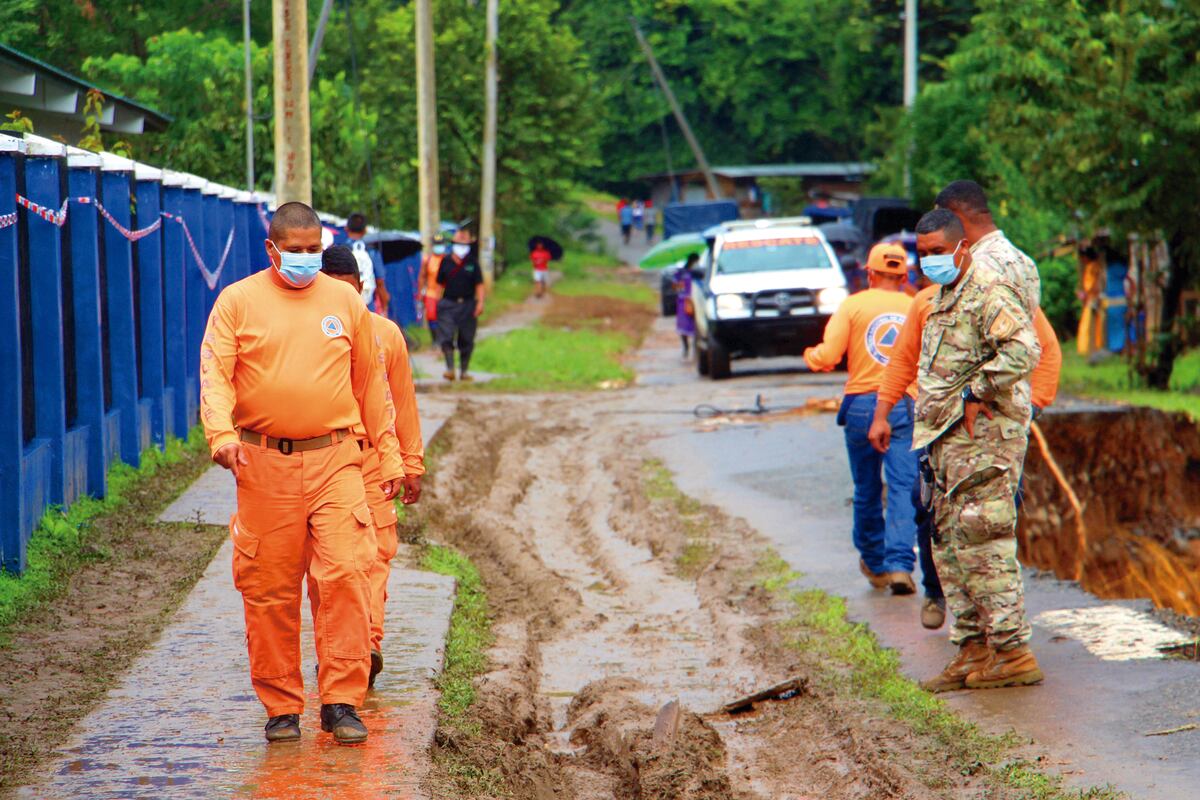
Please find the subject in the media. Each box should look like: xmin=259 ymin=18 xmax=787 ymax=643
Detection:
xmin=264 ymin=714 xmax=301 ymax=743
xmin=369 ymin=650 xmax=384 ymax=689
xmin=320 ymin=703 xmax=368 ymax=744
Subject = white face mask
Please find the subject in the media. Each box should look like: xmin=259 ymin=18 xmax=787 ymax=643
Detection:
xmin=452 ymin=244 xmax=471 ymax=259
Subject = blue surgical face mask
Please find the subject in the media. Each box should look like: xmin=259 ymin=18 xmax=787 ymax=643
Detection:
xmin=270 ymin=240 xmax=323 ymax=288
xmin=919 ymin=240 xmax=964 ymax=285
xmin=433 ymin=244 xmax=447 ymax=255
xmin=452 ymin=244 xmax=471 ymax=259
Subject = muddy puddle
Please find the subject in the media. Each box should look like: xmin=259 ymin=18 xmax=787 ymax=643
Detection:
xmin=1020 ymin=406 xmax=1200 ymax=617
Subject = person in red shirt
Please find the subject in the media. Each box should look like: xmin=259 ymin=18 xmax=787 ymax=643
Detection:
xmin=530 ymin=242 xmax=551 ymax=298
xmin=804 ymin=242 xmax=919 ymax=594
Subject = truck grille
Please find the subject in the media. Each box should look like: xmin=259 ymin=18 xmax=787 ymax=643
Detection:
xmin=751 ymin=289 xmax=815 ymax=316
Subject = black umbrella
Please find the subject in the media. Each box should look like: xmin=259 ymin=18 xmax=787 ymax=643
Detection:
xmin=527 ymin=235 xmax=564 ymax=261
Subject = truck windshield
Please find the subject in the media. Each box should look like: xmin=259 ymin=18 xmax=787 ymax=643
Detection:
xmin=716 ymin=237 xmax=832 ymax=274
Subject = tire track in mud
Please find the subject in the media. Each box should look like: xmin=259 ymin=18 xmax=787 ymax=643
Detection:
xmin=424 ymin=396 xmax=969 ymax=799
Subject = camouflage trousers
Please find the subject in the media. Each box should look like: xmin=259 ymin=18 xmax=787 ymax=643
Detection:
xmin=928 ymin=413 xmax=1032 ymax=651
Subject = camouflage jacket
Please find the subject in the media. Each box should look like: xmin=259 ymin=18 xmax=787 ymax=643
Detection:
xmin=913 ymin=262 xmax=1041 ymax=449
xmin=970 ymin=230 xmax=1040 ymax=315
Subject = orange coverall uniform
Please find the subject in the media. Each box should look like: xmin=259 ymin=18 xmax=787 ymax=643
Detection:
xmin=308 ymin=312 xmax=425 ymax=654
xmin=876 ymin=285 xmax=1062 ymax=410
xmin=201 ymin=268 xmax=404 ymax=717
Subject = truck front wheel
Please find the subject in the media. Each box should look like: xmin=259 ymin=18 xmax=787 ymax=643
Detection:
xmin=708 ymin=336 xmax=731 ymax=380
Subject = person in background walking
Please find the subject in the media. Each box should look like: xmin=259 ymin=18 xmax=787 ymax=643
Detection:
xmin=436 ymin=229 xmax=486 ymax=382
xmin=1077 ymin=244 xmax=1105 ymax=356
xmin=803 ymin=243 xmax=919 ymax=595
xmin=530 ymin=241 xmax=551 ymax=299
xmin=674 ymin=253 xmax=698 ymax=357
xmin=632 ymin=200 xmax=645 ymax=234
xmin=619 ymin=201 xmax=634 ymax=245
xmin=645 ymin=200 xmax=657 ymax=243
xmin=418 ymin=233 xmax=447 ymax=345
xmin=345 ymin=212 xmax=389 ymax=316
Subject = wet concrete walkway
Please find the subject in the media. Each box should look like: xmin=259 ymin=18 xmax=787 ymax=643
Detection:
xmin=628 ymin=317 xmax=1200 ymax=800
xmin=18 ymin=405 xmax=459 ymax=799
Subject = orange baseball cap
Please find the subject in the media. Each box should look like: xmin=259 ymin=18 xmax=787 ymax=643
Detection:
xmin=866 ymin=242 xmax=908 ymax=275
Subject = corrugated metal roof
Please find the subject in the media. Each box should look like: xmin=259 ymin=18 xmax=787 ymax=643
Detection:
xmin=638 ymin=162 xmax=875 ymax=181
xmin=0 ymin=44 xmax=171 ymax=129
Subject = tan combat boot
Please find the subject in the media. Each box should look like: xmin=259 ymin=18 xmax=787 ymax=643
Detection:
xmin=965 ymin=644 xmax=1044 ymax=689
xmin=859 ymin=558 xmax=889 ymax=590
xmin=919 ymin=641 xmax=992 ymax=693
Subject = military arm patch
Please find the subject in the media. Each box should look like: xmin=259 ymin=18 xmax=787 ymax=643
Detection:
xmin=988 ymin=308 xmax=1022 ymax=340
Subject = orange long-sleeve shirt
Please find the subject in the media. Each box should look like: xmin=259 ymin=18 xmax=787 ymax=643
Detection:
xmin=200 ymin=268 xmax=404 ymax=480
xmin=877 ymin=285 xmax=1062 ymax=409
xmin=371 ymin=312 xmax=425 ymax=476
xmin=803 ymin=288 xmax=913 ymax=395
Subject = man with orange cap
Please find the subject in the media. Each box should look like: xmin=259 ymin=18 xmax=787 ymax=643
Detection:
xmin=804 ymin=242 xmax=920 ymax=595
xmin=200 ymin=202 xmax=404 ymax=746
xmin=317 ymin=245 xmax=425 ymax=688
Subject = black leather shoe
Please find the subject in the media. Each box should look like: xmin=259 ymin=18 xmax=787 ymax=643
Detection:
xmin=264 ymin=714 xmax=301 ymax=742
xmin=369 ymin=650 xmax=384 ymax=689
xmin=320 ymin=703 xmax=368 ymax=744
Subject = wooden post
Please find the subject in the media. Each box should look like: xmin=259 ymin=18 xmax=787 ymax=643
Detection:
xmin=415 ymin=0 xmax=441 ymax=252
xmin=273 ymin=0 xmax=312 ymax=204
xmin=479 ymin=0 xmax=499 ymax=288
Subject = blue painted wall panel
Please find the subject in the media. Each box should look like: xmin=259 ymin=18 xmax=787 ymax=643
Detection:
xmin=161 ymin=185 xmax=189 ymax=439
xmin=99 ymin=169 xmax=140 ymax=467
xmin=66 ymin=166 xmax=108 ymax=499
xmin=134 ymin=179 xmax=166 ymax=448
xmin=0 ymin=147 xmax=26 ymax=571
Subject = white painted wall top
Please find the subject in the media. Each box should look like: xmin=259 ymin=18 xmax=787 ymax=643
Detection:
xmin=24 ymin=133 xmax=66 ymax=157
xmin=0 ymin=134 xmax=27 ymax=154
xmin=99 ymin=151 xmax=135 ymax=172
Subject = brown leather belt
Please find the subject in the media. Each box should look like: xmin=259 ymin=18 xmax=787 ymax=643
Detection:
xmin=239 ymin=428 xmax=351 ymax=455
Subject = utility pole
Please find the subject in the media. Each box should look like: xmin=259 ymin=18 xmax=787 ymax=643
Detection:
xmin=631 ymin=18 xmax=721 ymax=200
xmin=415 ymin=0 xmax=441 ymax=252
xmin=243 ymin=0 xmax=254 ymax=191
xmin=479 ymin=0 xmax=498 ymax=288
xmin=308 ymin=0 xmax=335 ymax=86
xmin=273 ymin=0 xmax=312 ymax=204
xmin=903 ymin=0 xmax=918 ymax=198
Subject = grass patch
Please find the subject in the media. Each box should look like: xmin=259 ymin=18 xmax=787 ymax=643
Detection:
xmin=420 ymin=544 xmax=493 ymax=723
xmin=554 ymin=278 xmax=656 ymax=308
xmin=641 ymin=459 xmax=715 ymax=578
xmin=468 ymin=325 xmax=634 ymax=392
xmin=1060 ymin=345 xmax=1200 ymax=418
xmin=0 ymin=427 xmax=208 ymax=634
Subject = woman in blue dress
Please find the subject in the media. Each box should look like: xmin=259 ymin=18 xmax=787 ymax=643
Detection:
xmin=674 ymin=253 xmax=698 ymax=357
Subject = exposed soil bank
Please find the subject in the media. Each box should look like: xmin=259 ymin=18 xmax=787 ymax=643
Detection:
xmin=1020 ymin=407 xmax=1200 ymax=615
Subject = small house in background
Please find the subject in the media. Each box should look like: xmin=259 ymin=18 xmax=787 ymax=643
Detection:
xmin=0 ymin=44 xmax=170 ymax=142
xmin=638 ymin=162 xmax=875 ymax=218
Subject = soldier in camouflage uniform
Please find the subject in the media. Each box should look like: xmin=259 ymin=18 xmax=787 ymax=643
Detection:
xmin=911 ymin=209 xmax=1045 ymax=692
xmin=936 ymin=179 xmax=1041 ymax=315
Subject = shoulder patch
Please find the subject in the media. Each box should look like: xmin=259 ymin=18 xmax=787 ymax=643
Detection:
xmin=988 ymin=308 xmax=1022 ymax=340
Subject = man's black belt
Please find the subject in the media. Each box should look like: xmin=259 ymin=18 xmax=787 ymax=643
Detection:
xmin=239 ymin=428 xmax=351 ymax=455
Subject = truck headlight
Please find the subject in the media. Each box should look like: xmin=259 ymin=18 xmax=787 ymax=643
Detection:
xmin=817 ymin=287 xmax=848 ymax=310
xmin=715 ymin=293 xmax=748 ymax=314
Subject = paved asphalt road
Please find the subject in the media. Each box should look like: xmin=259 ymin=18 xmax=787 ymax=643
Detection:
xmin=626 ymin=315 xmax=1200 ymax=800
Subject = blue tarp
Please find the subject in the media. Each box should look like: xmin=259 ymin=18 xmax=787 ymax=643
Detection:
xmin=662 ymin=200 xmax=740 ymax=239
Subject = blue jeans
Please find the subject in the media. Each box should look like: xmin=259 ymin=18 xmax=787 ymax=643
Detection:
xmin=841 ymin=393 xmax=919 ymax=574
xmin=912 ymin=461 xmax=943 ymax=599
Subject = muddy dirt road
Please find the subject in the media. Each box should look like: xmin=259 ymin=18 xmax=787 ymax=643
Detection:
xmin=421 ymin=312 xmax=1200 ymax=799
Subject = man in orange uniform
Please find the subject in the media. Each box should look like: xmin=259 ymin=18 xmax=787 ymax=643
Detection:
xmin=869 ymin=237 xmax=1062 ymax=634
xmin=417 ymin=233 xmax=447 ymax=344
xmin=804 ymin=243 xmax=920 ymax=595
xmin=316 ymin=245 xmax=426 ymax=687
xmin=201 ymin=202 xmax=404 ymax=745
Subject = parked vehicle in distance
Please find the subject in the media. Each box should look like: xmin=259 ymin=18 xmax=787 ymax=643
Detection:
xmin=691 ymin=217 xmax=849 ymax=380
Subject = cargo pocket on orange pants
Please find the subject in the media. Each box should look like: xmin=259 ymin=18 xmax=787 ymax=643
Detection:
xmin=231 ymin=516 xmax=299 ymax=682
xmin=318 ymin=505 xmax=375 ymax=661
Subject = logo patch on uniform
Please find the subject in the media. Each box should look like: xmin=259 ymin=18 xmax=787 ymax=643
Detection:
xmin=865 ymin=313 xmax=905 ymax=365
xmin=321 ymin=315 xmax=345 ymax=338
xmin=988 ymin=308 xmax=1021 ymax=340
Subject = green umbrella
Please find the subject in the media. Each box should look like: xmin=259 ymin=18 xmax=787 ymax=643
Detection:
xmin=638 ymin=233 xmax=707 ymax=270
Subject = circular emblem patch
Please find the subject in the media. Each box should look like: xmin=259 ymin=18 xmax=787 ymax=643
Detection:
xmin=321 ymin=315 xmax=345 ymax=338
xmin=864 ymin=313 xmax=905 ymax=366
